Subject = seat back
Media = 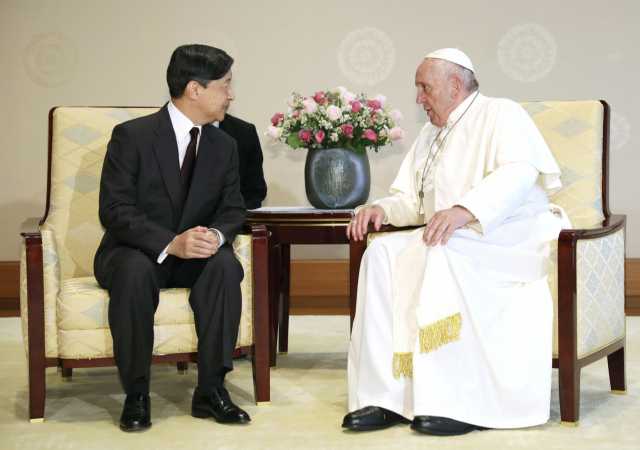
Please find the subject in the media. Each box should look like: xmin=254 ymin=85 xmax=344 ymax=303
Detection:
xmin=44 ymin=107 xmax=160 ymax=280
xmin=517 ymin=100 xmax=608 ymax=229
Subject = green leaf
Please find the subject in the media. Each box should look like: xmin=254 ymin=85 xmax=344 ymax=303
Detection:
xmin=287 ymin=134 xmax=303 ymax=149
xmin=354 ymin=142 xmax=366 ymax=155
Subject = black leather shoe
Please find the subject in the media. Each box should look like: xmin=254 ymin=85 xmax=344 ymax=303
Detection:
xmin=192 ymin=387 xmax=251 ymax=424
xmin=119 ymin=392 xmax=152 ymax=432
xmin=342 ymin=406 xmax=411 ymax=431
xmin=411 ymin=416 xmax=489 ymax=436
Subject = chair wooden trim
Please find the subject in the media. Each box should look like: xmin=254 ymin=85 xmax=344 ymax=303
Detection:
xmin=348 ymin=100 xmax=626 ymax=426
xmin=22 ymin=107 xmax=271 ymax=423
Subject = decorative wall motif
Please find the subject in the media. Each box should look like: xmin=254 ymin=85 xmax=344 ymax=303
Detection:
xmin=610 ymin=111 xmax=631 ymax=151
xmin=338 ymin=27 xmax=395 ymax=86
xmin=498 ymin=23 xmax=556 ymax=82
xmin=22 ymin=31 xmax=78 ymax=88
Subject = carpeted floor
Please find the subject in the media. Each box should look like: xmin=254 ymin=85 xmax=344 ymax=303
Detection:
xmin=0 ymin=316 xmax=638 ymax=449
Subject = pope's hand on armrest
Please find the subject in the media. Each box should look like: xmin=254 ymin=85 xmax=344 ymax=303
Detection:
xmin=347 ymin=206 xmax=387 ymax=242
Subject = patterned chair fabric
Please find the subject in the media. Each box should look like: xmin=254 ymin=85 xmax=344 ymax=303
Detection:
xmin=366 ymin=100 xmax=624 ymax=360
xmin=20 ymin=107 xmax=254 ymax=359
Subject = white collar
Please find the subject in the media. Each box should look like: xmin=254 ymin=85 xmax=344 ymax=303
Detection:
xmin=167 ymin=101 xmax=201 ymax=143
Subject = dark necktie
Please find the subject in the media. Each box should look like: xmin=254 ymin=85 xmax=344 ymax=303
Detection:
xmin=180 ymin=127 xmax=200 ymax=209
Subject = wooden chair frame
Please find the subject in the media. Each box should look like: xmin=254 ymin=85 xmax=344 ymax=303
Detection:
xmin=348 ymin=101 xmax=626 ymax=427
xmin=21 ymin=107 xmax=271 ymax=423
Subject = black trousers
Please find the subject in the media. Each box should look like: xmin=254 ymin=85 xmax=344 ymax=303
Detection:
xmin=95 ymin=244 xmax=244 ymax=393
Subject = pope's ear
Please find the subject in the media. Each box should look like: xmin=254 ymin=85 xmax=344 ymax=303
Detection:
xmin=450 ymin=76 xmax=463 ymax=98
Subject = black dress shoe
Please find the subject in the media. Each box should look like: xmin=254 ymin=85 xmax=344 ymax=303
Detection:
xmin=119 ymin=392 xmax=152 ymax=432
xmin=192 ymin=387 xmax=251 ymax=424
xmin=411 ymin=415 xmax=489 ymax=436
xmin=342 ymin=406 xmax=411 ymax=431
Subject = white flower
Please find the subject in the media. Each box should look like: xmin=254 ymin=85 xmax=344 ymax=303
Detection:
xmin=340 ymin=91 xmax=356 ymax=105
xmin=387 ymin=109 xmax=403 ymax=121
xmin=286 ymin=96 xmax=296 ymax=108
xmin=336 ymin=86 xmax=348 ymax=94
xmin=264 ymin=126 xmax=282 ymax=140
xmin=326 ymin=105 xmax=342 ymax=121
xmin=302 ymin=98 xmax=317 ymax=114
xmin=330 ymin=132 xmax=339 ymax=142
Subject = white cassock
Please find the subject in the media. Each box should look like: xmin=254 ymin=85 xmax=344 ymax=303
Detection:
xmin=348 ymin=92 xmax=573 ymax=429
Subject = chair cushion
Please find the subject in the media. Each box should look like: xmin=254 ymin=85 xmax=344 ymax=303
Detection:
xmin=56 ymin=277 xmax=193 ymax=331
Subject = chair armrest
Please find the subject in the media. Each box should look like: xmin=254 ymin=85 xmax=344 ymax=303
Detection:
xmin=21 ymin=217 xmax=42 ymax=236
xmin=556 ymin=214 xmax=626 ymax=361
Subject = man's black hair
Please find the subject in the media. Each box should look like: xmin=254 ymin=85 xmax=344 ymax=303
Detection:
xmin=166 ymin=44 xmax=234 ymax=99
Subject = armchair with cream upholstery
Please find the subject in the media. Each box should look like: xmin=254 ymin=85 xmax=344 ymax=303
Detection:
xmin=20 ymin=107 xmax=271 ymax=423
xmin=349 ymin=100 xmax=626 ymax=427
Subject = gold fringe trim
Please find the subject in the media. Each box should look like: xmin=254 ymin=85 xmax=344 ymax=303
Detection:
xmin=419 ymin=312 xmax=462 ymax=354
xmin=392 ymin=352 xmax=413 ymax=379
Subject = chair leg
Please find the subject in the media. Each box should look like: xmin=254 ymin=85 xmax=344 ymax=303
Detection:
xmin=558 ymin=359 xmax=581 ymax=427
xmin=608 ymin=345 xmax=627 ymax=394
xmin=61 ymin=367 xmax=72 ymax=382
xmin=177 ymin=361 xmax=188 ymax=375
xmin=28 ymin=363 xmax=46 ymax=423
xmin=278 ymin=244 xmax=290 ymax=355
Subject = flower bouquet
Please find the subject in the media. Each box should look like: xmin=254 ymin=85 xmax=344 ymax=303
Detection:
xmin=264 ymin=87 xmax=404 ymax=209
xmin=264 ymin=86 xmax=405 ymax=155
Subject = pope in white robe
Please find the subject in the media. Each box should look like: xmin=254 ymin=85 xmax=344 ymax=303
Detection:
xmin=343 ymin=49 xmax=572 ymax=436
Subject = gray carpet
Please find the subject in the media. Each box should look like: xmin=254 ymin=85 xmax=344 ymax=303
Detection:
xmin=0 ymin=316 xmax=638 ymax=449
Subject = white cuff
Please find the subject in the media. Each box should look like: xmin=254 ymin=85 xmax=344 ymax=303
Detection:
xmin=208 ymin=228 xmax=226 ymax=246
xmin=157 ymin=245 xmax=170 ymax=264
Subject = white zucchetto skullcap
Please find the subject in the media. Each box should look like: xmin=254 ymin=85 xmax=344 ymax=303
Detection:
xmin=425 ymin=48 xmax=474 ymax=73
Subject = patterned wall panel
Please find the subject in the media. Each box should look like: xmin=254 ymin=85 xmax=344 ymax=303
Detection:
xmin=576 ymin=228 xmax=625 ymax=358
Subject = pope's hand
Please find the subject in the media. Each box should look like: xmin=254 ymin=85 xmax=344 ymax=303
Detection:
xmin=423 ymin=206 xmax=475 ymax=246
xmin=167 ymin=226 xmax=219 ymax=259
xmin=347 ymin=206 xmax=386 ymax=241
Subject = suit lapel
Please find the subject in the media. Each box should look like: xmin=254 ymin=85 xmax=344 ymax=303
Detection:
xmin=178 ymin=124 xmax=224 ymax=230
xmin=152 ymin=105 xmax=182 ymax=221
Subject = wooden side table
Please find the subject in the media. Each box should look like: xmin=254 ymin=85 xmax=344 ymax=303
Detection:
xmin=247 ymin=207 xmax=354 ymax=369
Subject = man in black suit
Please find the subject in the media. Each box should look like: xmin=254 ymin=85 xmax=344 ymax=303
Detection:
xmin=218 ymin=114 xmax=267 ymax=210
xmin=94 ymin=44 xmax=250 ymax=432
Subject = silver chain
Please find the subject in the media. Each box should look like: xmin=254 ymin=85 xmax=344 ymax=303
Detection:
xmin=417 ymin=90 xmax=480 ymax=214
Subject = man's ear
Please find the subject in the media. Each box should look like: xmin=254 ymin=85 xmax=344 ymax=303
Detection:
xmin=185 ymin=81 xmax=199 ymax=101
xmin=450 ymin=76 xmax=463 ymax=99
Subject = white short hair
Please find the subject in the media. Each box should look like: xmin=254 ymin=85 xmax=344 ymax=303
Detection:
xmin=431 ymin=58 xmax=479 ymax=92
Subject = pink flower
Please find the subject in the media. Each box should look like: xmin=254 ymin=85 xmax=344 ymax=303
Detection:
xmin=264 ymin=126 xmax=281 ymax=140
xmin=386 ymin=109 xmax=403 ymax=121
xmin=342 ymin=124 xmax=354 ymax=138
xmin=367 ymin=100 xmax=382 ymax=110
xmin=291 ymin=109 xmax=301 ymax=118
xmin=350 ymin=101 xmax=361 ymax=113
xmin=336 ymin=86 xmax=348 ymax=94
xmin=373 ymin=93 xmax=387 ymax=106
xmin=388 ymin=127 xmax=405 ymax=141
xmin=326 ymin=105 xmax=342 ymax=121
xmin=312 ymin=91 xmax=328 ymax=105
xmin=302 ymin=98 xmax=317 ymax=114
xmin=271 ymin=113 xmax=284 ymax=126
xmin=299 ymin=129 xmax=312 ymax=142
xmin=315 ymin=131 xmax=325 ymax=143
xmin=363 ymin=129 xmax=378 ymax=141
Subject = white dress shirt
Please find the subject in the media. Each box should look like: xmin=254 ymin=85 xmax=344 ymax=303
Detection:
xmin=157 ymin=101 xmax=226 ymax=263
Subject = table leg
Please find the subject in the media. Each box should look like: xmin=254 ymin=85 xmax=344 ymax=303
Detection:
xmin=267 ymin=236 xmax=279 ymax=369
xmin=278 ymin=244 xmax=291 ymax=355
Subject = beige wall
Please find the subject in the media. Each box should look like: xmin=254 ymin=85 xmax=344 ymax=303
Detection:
xmin=1 ymin=0 xmax=638 ymax=260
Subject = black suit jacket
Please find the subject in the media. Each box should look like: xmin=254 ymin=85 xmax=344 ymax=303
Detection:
xmin=218 ymin=114 xmax=267 ymax=210
xmin=95 ymin=104 xmax=247 ymax=267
